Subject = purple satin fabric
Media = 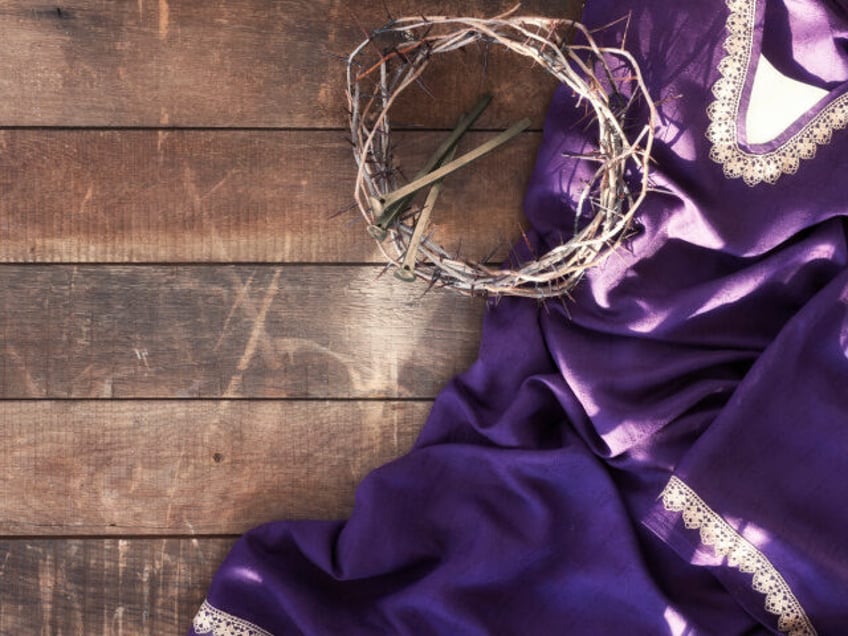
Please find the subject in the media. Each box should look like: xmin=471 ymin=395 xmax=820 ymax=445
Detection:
xmin=190 ymin=1 xmax=848 ymax=633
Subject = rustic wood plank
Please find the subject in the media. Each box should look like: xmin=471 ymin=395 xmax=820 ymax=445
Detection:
xmin=0 ymin=265 xmax=483 ymax=398
xmin=0 ymin=538 xmax=232 ymax=635
xmin=0 ymin=129 xmax=538 ymax=263
xmin=0 ymin=400 xmax=427 ymax=535
xmin=0 ymin=0 xmax=580 ymax=128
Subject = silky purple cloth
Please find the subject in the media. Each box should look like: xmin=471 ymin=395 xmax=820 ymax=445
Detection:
xmin=190 ymin=1 xmax=848 ymax=633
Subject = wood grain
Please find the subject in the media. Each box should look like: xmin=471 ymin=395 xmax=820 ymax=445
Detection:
xmin=0 ymin=0 xmax=577 ymax=128
xmin=0 ymin=538 xmax=233 ymax=635
xmin=0 ymin=400 xmax=427 ymax=535
xmin=0 ymin=130 xmax=539 ymax=263
xmin=0 ymin=265 xmax=484 ymax=398
xmin=0 ymin=1 xmax=590 ymax=629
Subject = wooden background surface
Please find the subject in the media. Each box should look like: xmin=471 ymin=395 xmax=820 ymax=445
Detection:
xmin=0 ymin=1 xmax=580 ymax=633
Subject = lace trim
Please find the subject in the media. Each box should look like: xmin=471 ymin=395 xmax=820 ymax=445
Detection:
xmin=192 ymin=599 xmax=273 ymax=636
xmin=706 ymin=0 xmax=848 ymax=185
xmin=661 ymin=477 xmax=816 ymax=636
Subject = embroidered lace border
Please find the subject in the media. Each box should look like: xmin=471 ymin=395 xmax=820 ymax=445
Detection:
xmin=706 ymin=0 xmax=848 ymax=186
xmin=660 ymin=476 xmax=816 ymax=636
xmin=192 ymin=599 xmax=273 ymax=636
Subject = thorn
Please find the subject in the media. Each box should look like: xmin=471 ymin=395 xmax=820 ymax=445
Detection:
xmin=481 ymin=243 xmax=501 ymax=264
xmin=588 ymin=14 xmax=632 ymax=36
xmin=558 ymin=293 xmax=573 ymax=319
xmin=519 ymin=224 xmax=536 ymax=259
xmin=328 ymin=201 xmax=358 ymax=220
xmin=375 ymin=262 xmax=393 ymax=280
xmin=620 ymin=11 xmax=633 ymax=52
xmin=326 ymin=50 xmax=352 ymax=64
xmin=421 ymin=269 xmax=443 ymax=297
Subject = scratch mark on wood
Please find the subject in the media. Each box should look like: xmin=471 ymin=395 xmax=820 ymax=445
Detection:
xmin=184 ymin=166 xmax=203 ymax=210
xmin=174 ymin=378 xmax=202 ymax=398
xmin=69 ymin=363 xmax=110 ymax=398
xmin=220 ymin=270 xmax=283 ymax=370
xmin=157 ymin=538 xmax=169 ymax=622
xmin=141 ymin=563 xmax=152 ymax=632
xmin=214 ymin=271 xmax=255 ymax=352
xmin=158 ymin=0 xmax=169 ymax=39
xmin=164 ymin=446 xmax=187 ymax=530
xmin=158 ymin=109 xmax=170 ymax=155
xmin=133 ymin=348 xmax=150 ymax=369
xmin=203 ymin=170 xmax=236 ymax=200
xmin=36 ymin=547 xmax=53 ymax=631
xmin=112 ymin=606 xmax=125 ymax=636
xmin=138 ymin=0 xmax=144 ymax=18
xmin=78 ymin=184 xmax=94 ymax=215
xmin=268 ymin=336 xmax=364 ymax=390
xmin=4 ymin=344 xmax=44 ymax=396
xmin=317 ymin=82 xmax=333 ymax=111
xmin=182 ymin=163 xmax=235 ymax=260
xmin=118 ymin=539 xmax=128 ymax=585
xmin=223 ymin=268 xmax=282 ymax=397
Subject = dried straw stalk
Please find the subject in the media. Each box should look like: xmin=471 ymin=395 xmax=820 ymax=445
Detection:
xmin=346 ymin=6 xmax=657 ymax=298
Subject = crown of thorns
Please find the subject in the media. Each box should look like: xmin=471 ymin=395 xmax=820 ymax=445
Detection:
xmin=346 ymin=9 xmax=656 ymax=298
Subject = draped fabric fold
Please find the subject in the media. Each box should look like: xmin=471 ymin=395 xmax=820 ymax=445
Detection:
xmin=190 ymin=0 xmax=848 ymax=633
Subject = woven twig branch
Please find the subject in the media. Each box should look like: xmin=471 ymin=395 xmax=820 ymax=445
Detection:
xmin=346 ymin=8 xmax=657 ymax=298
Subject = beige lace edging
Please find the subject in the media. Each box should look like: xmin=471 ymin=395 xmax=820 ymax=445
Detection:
xmin=661 ymin=476 xmax=816 ymax=636
xmin=192 ymin=599 xmax=273 ymax=636
xmin=706 ymin=0 xmax=848 ymax=186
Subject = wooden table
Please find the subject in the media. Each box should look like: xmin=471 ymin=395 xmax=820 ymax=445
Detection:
xmin=0 ymin=1 xmax=578 ymax=632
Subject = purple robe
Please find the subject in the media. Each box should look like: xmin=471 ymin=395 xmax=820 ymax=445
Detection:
xmin=190 ymin=0 xmax=848 ymax=633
